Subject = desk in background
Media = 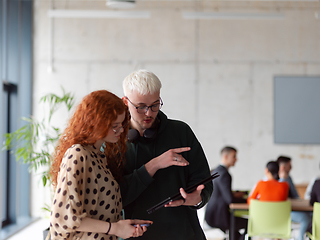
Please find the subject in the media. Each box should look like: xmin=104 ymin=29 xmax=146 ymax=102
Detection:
xmin=229 ymin=199 xmax=313 ymax=240
xmin=295 ymin=183 xmax=309 ymax=199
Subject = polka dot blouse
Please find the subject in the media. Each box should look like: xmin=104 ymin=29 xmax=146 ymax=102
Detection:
xmin=50 ymin=144 xmax=123 ymax=240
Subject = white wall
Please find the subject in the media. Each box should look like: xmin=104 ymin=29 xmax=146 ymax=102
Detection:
xmin=32 ymin=0 xmax=320 ymax=217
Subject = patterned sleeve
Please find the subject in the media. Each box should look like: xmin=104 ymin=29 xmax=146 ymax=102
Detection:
xmin=50 ymin=145 xmax=94 ymax=239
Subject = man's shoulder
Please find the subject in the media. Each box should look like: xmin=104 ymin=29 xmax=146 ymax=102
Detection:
xmin=158 ymin=111 xmax=190 ymax=128
xmin=159 ymin=113 xmax=193 ymax=136
xmin=314 ymin=179 xmax=320 ymax=187
xmin=213 ymin=165 xmax=229 ymax=176
xmin=288 ymin=175 xmax=294 ymax=185
xmin=167 ymin=119 xmax=190 ymax=131
xmin=280 ymin=175 xmax=294 ymax=184
xmin=214 ymin=165 xmax=226 ymax=171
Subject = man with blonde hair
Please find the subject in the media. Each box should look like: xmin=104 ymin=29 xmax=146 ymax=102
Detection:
xmin=120 ymin=69 xmax=213 ymax=240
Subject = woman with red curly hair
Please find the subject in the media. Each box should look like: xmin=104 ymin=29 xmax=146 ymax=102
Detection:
xmin=49 ymin=90 xmax=152 ymax=240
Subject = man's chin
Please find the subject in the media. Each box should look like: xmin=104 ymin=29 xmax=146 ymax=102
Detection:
xmin=141 ymin=120 xmax=154 ymax=129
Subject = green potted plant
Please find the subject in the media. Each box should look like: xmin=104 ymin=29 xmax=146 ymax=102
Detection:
xmin=2 ymin=87 xmax=75 ymax=240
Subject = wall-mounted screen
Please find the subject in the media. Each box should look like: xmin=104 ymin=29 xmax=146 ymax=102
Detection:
xmin=274 ymin=76 xmax=320 ymax=144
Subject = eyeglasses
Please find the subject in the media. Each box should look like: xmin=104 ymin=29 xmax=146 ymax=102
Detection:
xmin=125 ymin=97 xmax=163 ymax=114
xmin=112 ymin=120 xmax=129 ymax=134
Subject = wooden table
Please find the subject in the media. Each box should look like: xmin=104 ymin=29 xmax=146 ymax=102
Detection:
xmin=229 ymin=199 xmax=313 ymax=240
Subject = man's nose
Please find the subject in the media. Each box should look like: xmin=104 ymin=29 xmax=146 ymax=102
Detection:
xmin=145 ymin=107 xmax=153 ymax=116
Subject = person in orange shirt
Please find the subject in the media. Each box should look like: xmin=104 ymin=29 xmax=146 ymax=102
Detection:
xmin=247 ymin=161 xmax=289 ymax=204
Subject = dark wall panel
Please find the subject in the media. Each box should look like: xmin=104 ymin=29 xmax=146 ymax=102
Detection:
xmin=274 ymin=76 xmax=320 ymax=144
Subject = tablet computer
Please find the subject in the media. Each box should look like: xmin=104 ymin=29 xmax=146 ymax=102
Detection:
xmin=147 ymin=171 xmax=219 ymax=214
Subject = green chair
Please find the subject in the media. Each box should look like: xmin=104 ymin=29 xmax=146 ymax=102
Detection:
xmin=233 ymin=209 xmax=249 ymax=218
xmin=232 ymin=190 xmax=250 ymax=218
xmin=307 ymin=202 xmax=320 ymax=240
xmin=245 ymin=200 xmax=292 ymax=240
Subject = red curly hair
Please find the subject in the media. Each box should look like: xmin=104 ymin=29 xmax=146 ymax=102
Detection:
xmin=50 ymin=90 xmax=129 ymax=188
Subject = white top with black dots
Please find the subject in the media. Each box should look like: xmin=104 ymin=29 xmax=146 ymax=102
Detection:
xmin=50 ymin=144 xmax=123 ymax=240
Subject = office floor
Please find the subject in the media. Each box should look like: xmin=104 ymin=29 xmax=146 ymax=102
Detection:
xmin=5 ymin=209 xmax=299 ymax=240
xmin=5 ymin=208 xmax=226 ymax=240
xmin=5 ymin=217 xmax=226 ymax=240
xmin=5 ymin=218 xmax=50 ymax=240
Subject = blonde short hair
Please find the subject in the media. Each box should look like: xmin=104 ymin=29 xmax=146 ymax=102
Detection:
xmin=123 ymin=69 xmax=162 ymax=96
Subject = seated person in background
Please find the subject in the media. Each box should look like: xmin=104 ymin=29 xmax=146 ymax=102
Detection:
xmin=247 ymin=161 xmax=289 ymax=204
xmin=277 ymin=155 xmax=312 ymax=240
xmin=304 ymin=162 xmax=320 ymax=200
xmin=307 ymin=179 xmax=320 ymax=234
xmin=205 ymin=146 xmax=247 ymax=240
xmin=310 ymin=179 xmax=320 ymax=205
xmin=277 ymin=156 xmax=299 ymax=198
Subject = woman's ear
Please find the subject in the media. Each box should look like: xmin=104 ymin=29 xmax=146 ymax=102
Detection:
xmin=122 ymin=96 xmax=128 ymax=106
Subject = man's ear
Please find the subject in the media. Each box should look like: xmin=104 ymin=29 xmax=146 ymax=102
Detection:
xmin=122 ymin=96 xmax=128 ymax=106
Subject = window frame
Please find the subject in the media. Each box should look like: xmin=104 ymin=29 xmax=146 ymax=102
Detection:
xmin=0 ymin=0 xmax=33 ymax=238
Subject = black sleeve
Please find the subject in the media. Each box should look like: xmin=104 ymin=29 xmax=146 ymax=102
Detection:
xmin=310 ymin=180 xmax=320 ymax=206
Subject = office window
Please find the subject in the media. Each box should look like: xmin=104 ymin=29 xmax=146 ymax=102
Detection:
xmin=0 ymin=0 xmax=33 ymax=238
xmin=2 ymin=83 xmax=18 ymax=228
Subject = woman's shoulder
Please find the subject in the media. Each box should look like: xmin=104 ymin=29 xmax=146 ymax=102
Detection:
xmin=277 ymin=180 xmax=289 ymax=190
xmin=253 ymin=180 xmax=265 ymax=189
xmin=61 ymin=144 xmax=95 ymax=171
xmin=256 ymin=179 xmax=267 ymax=185
xmin=63 ymin=144 xmax=92 ymax=160
xmin=257 ymin=179 xmax=280 ymax=187
xmin=65 ymin=144 xmax=87 ymax=154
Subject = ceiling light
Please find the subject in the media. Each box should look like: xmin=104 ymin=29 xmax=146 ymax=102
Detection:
xmin=182 ymin=12 xmax=285 ymax=20
xmin=106 ymin=0 xmax=135 ymax=9
xmin=47 ymin=10 xmax=150 ymax=19
xmin=218 ymin=0 xmax=318 ymax=1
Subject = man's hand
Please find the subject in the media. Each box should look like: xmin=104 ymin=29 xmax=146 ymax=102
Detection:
xmin=278 ymin=164 xmax=289 ymax=180
xmin=145 ymin=147 xmax=191 ymax=177
xmin=279 ymin=169 xmax=289 ymax=180
xmin=165 ymin=184 xmax=204 ymax=207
